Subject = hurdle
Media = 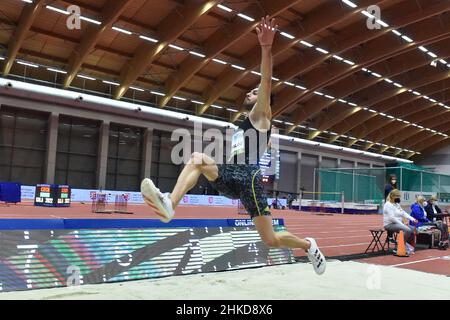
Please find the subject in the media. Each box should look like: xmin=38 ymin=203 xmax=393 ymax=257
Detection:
xmin=91 ymin=192 xmax=133 ymax=214
xmin=91 ymin=192 xmax=111 ymax=214
xmin=114 ymin=194 xmax=133 ymax=214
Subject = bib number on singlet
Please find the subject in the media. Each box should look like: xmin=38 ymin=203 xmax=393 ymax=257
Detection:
xmin=230 ymin=129 xmax=245 ymax=160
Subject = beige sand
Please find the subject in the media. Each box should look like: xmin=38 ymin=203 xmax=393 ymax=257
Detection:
xmin=1 ymin=261 xmax=449 ymax=300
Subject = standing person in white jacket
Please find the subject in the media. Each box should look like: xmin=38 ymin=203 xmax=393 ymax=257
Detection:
xmin=383 ymin=189 xmax=418 ymax=248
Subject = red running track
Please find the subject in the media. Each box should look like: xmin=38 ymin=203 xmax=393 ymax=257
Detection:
xmin=0 ymin=202 xmax=448 ymax=276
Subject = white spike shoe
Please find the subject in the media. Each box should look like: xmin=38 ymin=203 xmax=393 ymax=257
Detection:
xmin=305 ymin=237 xmax=326 ymax=275
xmin=140 ymin=178 xmax=175 ymax=223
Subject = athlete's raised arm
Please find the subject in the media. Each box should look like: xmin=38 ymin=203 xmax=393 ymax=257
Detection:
xmin=249 ymin=16 xmax=278 ymax=126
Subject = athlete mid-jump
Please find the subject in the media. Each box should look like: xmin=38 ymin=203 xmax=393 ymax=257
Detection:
xmin=141 ymin=16 xmax=326 ymax=275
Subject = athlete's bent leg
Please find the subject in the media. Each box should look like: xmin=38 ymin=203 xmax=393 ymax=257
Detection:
xmin=253 ymin=215 xmax=310 ymax=250
xmin=170 ymin=152 xmax=218 ymax=209
xmin=141 ymin=152 xmax=218 ymax=221
xmin=253 ymin=215 xmax=326 ymax=275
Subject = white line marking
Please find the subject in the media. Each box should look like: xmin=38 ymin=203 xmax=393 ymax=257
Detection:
xmin=391 ymin=256 xmax=450 ymax=267
xmin=286 ymin=226 xmax=380 ymax=230
xmin=285 ymin=229 xmax=377 ymax=234
xmin=313 ymin=235 xmax=371 ymax=240
xmin=285 ymin=223 xmax=383 ymax=230
xmin=319 ymin=242 xmax=370 ymax=248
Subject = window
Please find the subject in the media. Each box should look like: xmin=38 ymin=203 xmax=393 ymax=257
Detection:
xmin=151 ymin=131 xmax=182 ymax=193
xmin=106 ymin=124 xmax=143 ymax=191
xmin=278 ymin=151 xmax=297 ymax=193
xmin=0 ymin=106 xmax=48 ymax=185
xmin=55 ymin=116 xmax=99 ymax=189
xmin=300 ymin=154 xmax=318 ymax=197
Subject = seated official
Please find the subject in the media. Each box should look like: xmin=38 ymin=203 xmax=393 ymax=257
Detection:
xmin=410 ymin=196 xmax=430 ymax=227
xmin=425 ymin=195 xmax=444 ymax=221
xmin=384 ymin=189 xmax=417 ymax=254
xmin=416 ymin=196 xmax=449 ymax=250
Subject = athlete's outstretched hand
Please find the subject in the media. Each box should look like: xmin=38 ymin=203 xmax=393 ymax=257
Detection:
xmin=256 ymin=15 xmax=278 ymax=47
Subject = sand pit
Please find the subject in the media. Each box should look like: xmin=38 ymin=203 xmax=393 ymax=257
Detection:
xmin=1 ymin=261 xmax=449 ymax=300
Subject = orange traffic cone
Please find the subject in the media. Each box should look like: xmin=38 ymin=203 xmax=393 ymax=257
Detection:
xmin=395 ymin=230 xmax=409 ymax=257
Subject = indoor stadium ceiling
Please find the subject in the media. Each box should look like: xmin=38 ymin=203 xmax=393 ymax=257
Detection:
xmin=1 ymin=0 xmax=450 ymax=160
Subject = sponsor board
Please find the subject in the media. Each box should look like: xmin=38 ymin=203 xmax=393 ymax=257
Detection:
xmin=228 ymin=219 xmax=283 ymax=227
xmin=401 ymin=191 xmax=436 ymax=206
xmin=20 ymin=186 xmax=287 ymax=207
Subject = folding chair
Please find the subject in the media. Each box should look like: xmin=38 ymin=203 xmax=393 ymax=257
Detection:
xmin=365 ymin=229 xmax=385 ymax=253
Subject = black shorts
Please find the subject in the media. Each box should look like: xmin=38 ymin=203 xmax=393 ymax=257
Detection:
xmin=210 ymin=164 xmax=271 ymax=219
